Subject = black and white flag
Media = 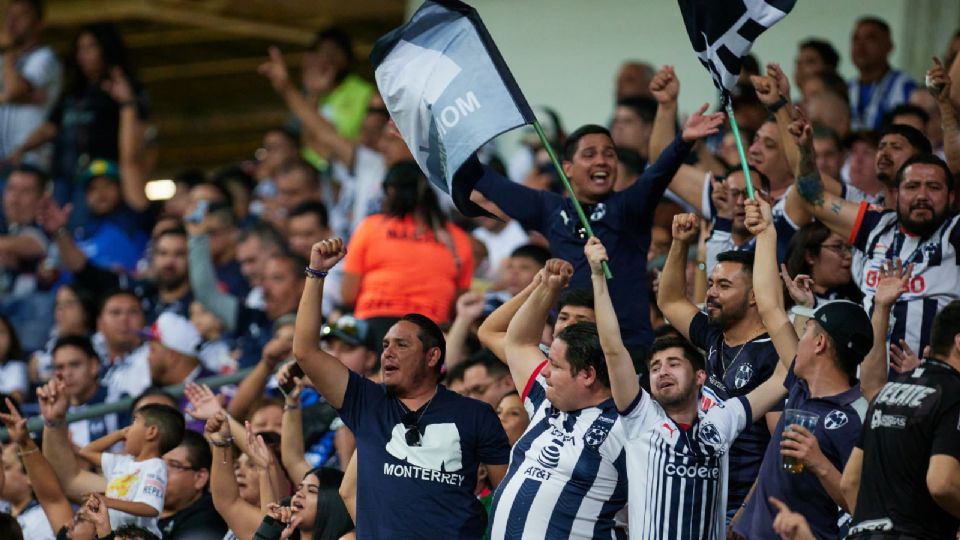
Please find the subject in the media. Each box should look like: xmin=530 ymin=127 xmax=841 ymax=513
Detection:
xmin=678 ymin=0 xmax=796 ymax=95
xmin=370 ymin=0 xmax=535 ymax=214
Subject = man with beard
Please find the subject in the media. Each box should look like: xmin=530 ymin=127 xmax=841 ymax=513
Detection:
xmin=791 ymin=113 xmax=959 ymax=358
xmin=292 ymin=238 xmax=509 ymax=538
xmin=39 ymin=197 xmax=192 ymax=322
xmin=587 ymin=220 xmax=792 ymax=539
xmin=658 ymin=216 xmax=783 ymax=519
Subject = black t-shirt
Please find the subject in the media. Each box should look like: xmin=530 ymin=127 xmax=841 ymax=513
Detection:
xmin=849 ymin=359 xmax=960 ymax=539
xmin=688 ymin=311 xmax=781 ymax=510
xmin=158 ymin=492 xmax=228 ymax=540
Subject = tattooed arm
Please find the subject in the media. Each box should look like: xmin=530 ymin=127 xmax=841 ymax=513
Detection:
xmin=788 ymin=113 xmax=862 ymax=241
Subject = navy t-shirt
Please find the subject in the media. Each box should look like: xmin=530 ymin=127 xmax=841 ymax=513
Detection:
xmin=337 ymin=371 xmax=510 ymax=539
xmin=471 ymin=134 xmax=693 ymax=349
xmin=688 ymin=312 xmax=780 ymax=511
xmin=735 ymin=363 xmax=868 ymax=540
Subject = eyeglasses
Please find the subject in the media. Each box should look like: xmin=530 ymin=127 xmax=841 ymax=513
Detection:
xmin=165 ymin=459 xmax=199 ymax=472
xmin=402 ymin=411 xmax=422 ymax=447
xmin=820 ymin=243 xmax=853 ymax=254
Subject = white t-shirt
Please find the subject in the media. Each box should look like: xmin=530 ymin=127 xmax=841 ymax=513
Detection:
xmin=472 ymin=220 xmax=529 ymax=282
xmin=101 ymin=342 xmax=151 ymax=402
xmin=0 ymin=46 xmax=61 ymax=166
xmin=0 ymin=360 xmax=28 ymax=396
xmin=15 ymin=500 xmax=56 ymax=540
xmin=102 ymin=452 xmax=167 ymax=537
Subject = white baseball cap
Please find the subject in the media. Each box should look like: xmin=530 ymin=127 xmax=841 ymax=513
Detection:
xmin=141 ymin=312 xmax=202 ymax=357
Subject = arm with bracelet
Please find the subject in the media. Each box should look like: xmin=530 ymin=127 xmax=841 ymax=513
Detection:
xmin=206 ymin=411 xmax=263 ymax=539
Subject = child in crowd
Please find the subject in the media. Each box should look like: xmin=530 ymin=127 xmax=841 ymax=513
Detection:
xmin=75 ymin=403 xmax=186 ymax=538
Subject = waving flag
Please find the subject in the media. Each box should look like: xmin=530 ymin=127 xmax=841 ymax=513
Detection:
xmin=678 ymin=0 xmax=796 ymax=95
xmin=370 ymin=0 xmax=535 ymax=212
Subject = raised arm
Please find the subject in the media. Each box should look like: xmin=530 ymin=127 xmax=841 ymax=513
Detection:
xmin=928 ymin=57 xmax=960 ymax=176
xmin=228 ymin=336 xmax=289 ymax=419
xmin=0 ymin=400 xmax=73 ymax=532
xmin=78 ymin=428 xmax=128 ymax=468
xmin=258 ymin=47 xmax=356 ymax=168
xmin=788 ymin=111 xmax=862 ymax=239
xmin=656 ymin=213 xmax=701 ymax=340
xmin=104 ymin=67 xmax=149 ymax=212
xmin=585 ymin=237 xmax=638 ymax=410
xmin=278 ymin=363 xmax=312 ymax=484
xmin=206 ymin=411 xmax=263 ymax=539
xmin=477 ymin=272 xmax=541 ymax=362
xmin=445 ymin=291 xmax=485 ymax=370
xmin=504 ymin=261 xmax=567 ymax=390
xmin=339 ymin=450 xmax=358 ymax=524
xmin=862 ymin=260 xmax=912 ymax=401
xmin=186 ymin=223 xmax=239 ymax=334
xmin=648 ymin=65 xmax=679 ymax=163
xmin=741 ymin=199 xmax=791 ymax=421
xmin=744 ymin=198 xmax=797 ymax=365
xmin=292 ymin=239 xmax=350 ymax=410
xmin=38 ymin=379 xmax=106 ymax=500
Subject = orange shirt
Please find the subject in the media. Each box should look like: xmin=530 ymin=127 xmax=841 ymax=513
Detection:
xmin=344 ymin=214 xmax=474 ymax=323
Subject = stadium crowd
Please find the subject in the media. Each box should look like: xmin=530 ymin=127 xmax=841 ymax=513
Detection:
xmin=0 ymin=0 xmax=960 ymax=538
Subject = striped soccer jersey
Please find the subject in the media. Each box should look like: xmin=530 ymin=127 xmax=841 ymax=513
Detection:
xmin=620 ymin=390 xmax=751 ymax=540
xmin=850 ymin=203 xmax=960 ymax=355
xmin=489 ymin=363 xmax=628 ymax=539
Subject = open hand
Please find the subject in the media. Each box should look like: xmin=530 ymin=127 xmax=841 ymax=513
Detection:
xmin=310 ymin=238 xmax=347 ymax=272
xmin=873 ymin=259 xmax=912 ymax=308
xmin=584 ymin=236 xmax=609 ymax=276
xmin=245 ymin=420 xmax=275 ymax=469
xmin=185 ymin=383 xmax=224 ymax=420
xmin=890 ymin=339 xmax=922 ymax=373
xmin=649 ymin=65 xmax=679 ymax=104
xmin=682 ymin=103 xmax=725 ymax=142
xmin=101 ymin=67 xmax=135 ymax=105
xmin=36 ymin=196 xmax=72 ymax=235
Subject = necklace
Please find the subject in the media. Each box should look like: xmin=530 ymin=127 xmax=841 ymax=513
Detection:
xmin=720 ymin=338 xmax=748 ymax=379
xmin=399 ymin=386 xmax=438 ymax=420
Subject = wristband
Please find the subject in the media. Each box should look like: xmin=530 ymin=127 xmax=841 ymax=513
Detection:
xmin=304 ymin=267 xmax=328 ymax=279
xmin=283 ymin=402 xmax=300 ymax=411
xmin=16 ymin=446 xmax=39 ymax=457
xmin=44 ymin=418 xmax=65 ymax=428
xmin=210 ymin=436 xmax=234 ymax=448
xmin=766 ymin=96 xmax=788 ymax=114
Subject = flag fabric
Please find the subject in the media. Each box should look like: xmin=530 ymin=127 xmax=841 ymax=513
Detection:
xmin=678 ymin=0 xmax=796 ymax=95
xmin=370 ymin=0 xmax=535 ymax=212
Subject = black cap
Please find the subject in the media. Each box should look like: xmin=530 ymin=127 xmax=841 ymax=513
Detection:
xmin=794 ymin=300 xmax=873 ymax=370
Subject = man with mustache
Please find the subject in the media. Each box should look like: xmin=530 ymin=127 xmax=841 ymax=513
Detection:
xmin=658 ymin=216 xmax=783 ymax=519
xmin=791 ymin=114 xmax=960 ymax=359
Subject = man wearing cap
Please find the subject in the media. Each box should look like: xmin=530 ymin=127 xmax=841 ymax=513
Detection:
xmin=321 ymin=315 xmax=378 ymax=378
xmin=70 ymin=158 xmax=153 ymax=271
xmin=143 ymin=312 xmax=214 ymax=430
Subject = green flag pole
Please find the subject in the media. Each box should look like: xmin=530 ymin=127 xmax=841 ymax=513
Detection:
xmin=531 ymin=120 xmax=613 ymax=279
xmin=724 ymin=102 xmax=755 ymax=199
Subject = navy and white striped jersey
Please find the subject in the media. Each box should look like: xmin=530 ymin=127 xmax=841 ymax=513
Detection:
xmin=850 ymin=202 xmax=960 ymax=355
xmin=620 ymin=389 xmax=751 ymax=540
xmin=489 ymin=361 xmax=628 ymax=539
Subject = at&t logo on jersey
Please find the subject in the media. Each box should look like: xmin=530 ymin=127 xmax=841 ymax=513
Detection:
xmin=537 ymin=444 xmax=561 ymax=469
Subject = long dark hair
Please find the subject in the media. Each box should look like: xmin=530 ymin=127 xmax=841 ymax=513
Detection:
xmin=785 ymin=222 xmax=862 ymax=304
xmin=66 ymin=23 xmax=135 ymax=95
xmin=382 ymin=161 xmax=447 ymax=230
xmin=308 ymin=467 xmax=354 ymax=540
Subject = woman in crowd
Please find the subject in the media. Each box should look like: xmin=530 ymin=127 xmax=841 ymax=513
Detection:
xmin=784 ymin=221 xmax=862 ymax=306
xmin=29 ymin=284 xmax=97 ymax=385
xmin=254 ymin=467 xmax=354 ymax=540
xmin=341 ymin=161 xmax=474 ymax=346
